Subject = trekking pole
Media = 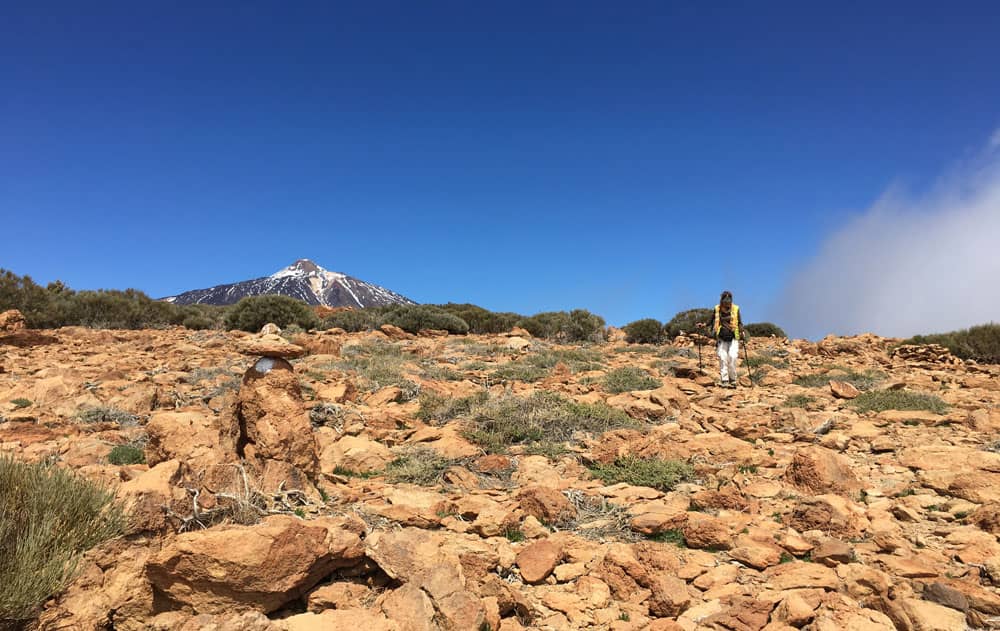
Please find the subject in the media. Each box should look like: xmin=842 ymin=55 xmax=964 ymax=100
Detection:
xmin=697 ymin=338 xmax=703 ymax=370
xmin=742 ymin=338 xmax=755 ymax=387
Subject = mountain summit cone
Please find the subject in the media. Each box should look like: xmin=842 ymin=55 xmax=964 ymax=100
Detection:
xmin=163 ymin=259 xmax=414 ymax=308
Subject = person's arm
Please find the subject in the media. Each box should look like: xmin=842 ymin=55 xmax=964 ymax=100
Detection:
xmin=739 ymin=309 xmax=747 ymax=340
xmin=708 ymin=311 xmax=717 ymax=339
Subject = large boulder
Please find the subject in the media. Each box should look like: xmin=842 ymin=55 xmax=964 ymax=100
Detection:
xmin=786 ymin=445 xmax=862 ymax=495
xmin=0 ymin=309 xmax=26 ymax=333
xmin=146 ymin=411 xmax=233 ymax=470
xmin=365 ymin=529 xmax=487 ymax=630
xmin=146 ymin=515 xmax=365 ymax=614
xmin=319 ymin=435 xmax=394 ymax=475
xmin=235 ymin=359 xmax=319 ymax=475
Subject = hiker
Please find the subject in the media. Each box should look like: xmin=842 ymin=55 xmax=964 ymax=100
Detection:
xmin=709 ymin=291 xmax=748 ymax=388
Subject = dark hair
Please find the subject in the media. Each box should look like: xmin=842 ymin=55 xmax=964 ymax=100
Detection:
xmin=720 ymin=291 xmax=733 ymax=303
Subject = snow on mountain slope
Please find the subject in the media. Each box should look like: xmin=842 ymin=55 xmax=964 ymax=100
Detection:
xmin=162 ymin=260 xmax=415 ymax=308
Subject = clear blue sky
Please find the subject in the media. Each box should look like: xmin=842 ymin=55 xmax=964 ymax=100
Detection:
xmin=3 ymin=2 xmax=999 ymax=333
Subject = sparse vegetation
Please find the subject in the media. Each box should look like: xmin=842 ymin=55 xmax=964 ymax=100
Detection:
xmin=503 ymin=527 xmax=525 ymax=542
xmin=588 ymin=456 xmax=694 ymax=492
xmin=850 ymin=389 xmax=949 ymax=414
xmin=462 ymin=392 xmax=638 ymax=455
xmin=416 ymin=391 xmax=488 ymax=423
xmin=491 ymin=361 xmax=549 ymax=383
xmin=10 ymin=398 xmax=31 ymax=409
xmin=0 ymin=456 xmax=125 ymax=625
xmin=901 ymin=323 xmax=1000 ymax=364
xmin=603 ymin=367 xmax=660 ymax=393
xmin=385 ymin=447 xmax=455 ymax=485
xmin=784 ymin=394 xmax=815 ymax=408
xmin=794 ymin=366 xmax=884 ymax=391
xmin=75 ymin=406 xmax=140 ymax=427
xmin=336 ymin=341 xmax=413 ymax=392
xmin=309 ymin=402 xmax=346 ymax=428
xmin=622 ymin=318 xmax=664 ymax=344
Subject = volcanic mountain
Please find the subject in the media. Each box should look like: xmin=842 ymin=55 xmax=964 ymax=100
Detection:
xmin=162 ymin=259 xmax=416 ymax=308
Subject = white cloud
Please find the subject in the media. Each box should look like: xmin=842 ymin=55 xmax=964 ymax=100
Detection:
xmin=773 ymin=144 xmax=1000 ymax=339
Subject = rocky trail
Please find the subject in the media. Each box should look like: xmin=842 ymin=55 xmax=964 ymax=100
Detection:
xmin=2 ymin=317 xmax=999 ymax=630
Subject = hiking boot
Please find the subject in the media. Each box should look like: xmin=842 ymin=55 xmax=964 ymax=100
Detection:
xmin=717 ymin=379 xmax=729 ymax=388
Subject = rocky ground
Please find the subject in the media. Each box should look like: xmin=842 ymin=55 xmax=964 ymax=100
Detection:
xmin=2 ymin=318 xmax=999 ymax=631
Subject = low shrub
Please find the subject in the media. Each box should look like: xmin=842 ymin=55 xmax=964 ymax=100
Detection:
xmin=783 ymin=394 xmax=815 ymax=408
xmin=108 ymin=444 xmax=145 ymax=465
xmin=224 ymin=295 xmax=319 ymax=332
xmin=416 ymin=391 xmax=488 ymax=423
xmin=793 ymin=367 xmax=883 ymax=391
xmin=0 ymin=269 xmax=232 ymax=330
xmin=588 ymin=456 xmax=694 ymax=492
xmin=491 ymin=361 xmax=549 ymax=383
xmin=11 ymin=399 xmax=31 ymax=409
xmin=75 ymin=406 xmax=140 ymax=427
xmin=604 ymin=367 xmax=660 ymax=393
xmin=744 ymin=322 xmax=786 ymax=338
xmin=518 ymin=310 xmax=606 ymax=342
xmin=850 ymin=390 xmax=949 ymax=415
xmin=663 ymin=308 xmax=713 ymax=339
xmin=0 ymin=456 xmax=125 ymax=625
xmin=335 ymin=341 xmax=411 ymax=392
xmin=902 ymin=323 xmax=1000 ymax=364
xmin=309 ymin=403 xmax=346 ymax=428
xmin=385 ymin=447 xmax=456 ymax=485
xmin=321 ymin=309 xmax=379 ymax=332
xmin=622 ymin=319 xmax=664 ymax=344
xmin=462 ymin=391 xmax=638 ymax=454
xmin=377 ymin=304 xmax=469 ymax=335
xmin=434 ymin=303 xmax=523 ymax=334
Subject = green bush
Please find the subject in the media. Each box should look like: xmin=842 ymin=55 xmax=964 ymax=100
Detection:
xmin=322 ymin=309 xmax=378 ymax=332
xmin=902 ymin=323 xmax=1000 ymax=364
xmin=224 ymin=295 xmax=320 ymax=332
xmin=108 ymin=444 xmax=145 ymax=465
xmin=663 ymin=308 xmax=713 ymax=339
xmin=517 ymin=310 xmax=606 ymax=342
xmin=623 ymin=318 xmax=664 ymax=344
xmin=604 ymin=367 xmax=660 ymax=393
xmin=850 ymin=390 xmax=949 ymax=415
xmin=744 ymin=322 xmax=786 ymax=338
xmin=588 ymin=456 xmax=694 ymax=492
xmin=377 ymin=305 xmax=469 ymax=335
xmin=0 ymin=456 xmax=124 ymax=625
xmin=434 ymin=303 xmax=523 ymax=335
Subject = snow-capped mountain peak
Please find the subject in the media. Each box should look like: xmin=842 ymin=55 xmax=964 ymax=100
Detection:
xmin=163 ymin=259 xmax=414 ymax=308
xmin=269 ymin=259 xmax=342 ymax=280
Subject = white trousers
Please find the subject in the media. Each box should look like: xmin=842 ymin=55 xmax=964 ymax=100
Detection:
xmin=717 ymin=339 xmax=739 ymax=382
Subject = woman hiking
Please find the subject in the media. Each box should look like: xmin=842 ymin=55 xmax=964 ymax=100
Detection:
xmin=709 ymin=291 xmax=748 ymax=388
